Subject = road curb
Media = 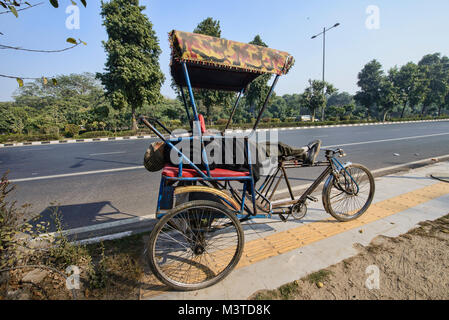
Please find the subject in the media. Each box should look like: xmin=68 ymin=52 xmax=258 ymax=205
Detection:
xmin=1 ymin=119 xmax=448 ymax=148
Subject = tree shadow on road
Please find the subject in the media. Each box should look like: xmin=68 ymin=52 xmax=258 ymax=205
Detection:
xmin=32 ymin=201 xmax=137 ymax=232
xmin=70 ymin=157 xmax=140 ymax=169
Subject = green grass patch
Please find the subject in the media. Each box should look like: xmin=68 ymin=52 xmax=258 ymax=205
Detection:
xmin=305 ymin=269 xmax=333 ymax=285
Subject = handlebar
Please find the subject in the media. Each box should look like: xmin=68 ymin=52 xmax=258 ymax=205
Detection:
xmin=324 ymin=148 xmax=346 ymax=159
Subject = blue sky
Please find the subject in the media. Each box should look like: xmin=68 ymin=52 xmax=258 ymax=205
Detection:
xmin=1 ymin=0 xmax=448 ymax=101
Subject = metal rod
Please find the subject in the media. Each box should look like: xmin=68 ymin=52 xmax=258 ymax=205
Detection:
xmin=181 ymin=62 xmax=200 ymax=122
xmin=147 ymin=117 xmax=171 ymax=135
xmin=140 ymin=117 xmax=209 ymax=179
xmin=180 ymin=86 xmax=191 ymax=127
xmin=181 ymin=62 xmax=210 ymax=176
xmin=280 ymin=165 xmax=295 ymax=201
xmin=252 ymin=75 xmax=280 ymax=133
xmin=321 ymin=27 xmax=326 ymax=121
xmin=298 ymin=166 xmax=333 ymax=203
xmin=269 ymin=169 xmax=284 ymax=200
xmin=225 ymin=88 xmax=244 ymax=132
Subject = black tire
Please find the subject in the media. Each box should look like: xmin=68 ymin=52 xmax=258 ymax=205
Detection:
xmin=147 ymin=200 xmax=244 ymax=291
xmin=323 ymin=163 xmax=375 ymax=222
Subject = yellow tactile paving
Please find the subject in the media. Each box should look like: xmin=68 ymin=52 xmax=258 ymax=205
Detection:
xmin=140 ymin=181 xmax=449 ymax=299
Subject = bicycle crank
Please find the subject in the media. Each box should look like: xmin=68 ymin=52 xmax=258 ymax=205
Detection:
xmin=290 ymin=202 xmax=307 ymax=220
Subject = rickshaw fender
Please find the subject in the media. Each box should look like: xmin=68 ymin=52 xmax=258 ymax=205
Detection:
xmin=174 ymin=186 xmax=240 ymax=212
xmin=322 ymin=174 xmax=334 ymax=214
xmin=321 ymin=162 xmax=353 ymax=214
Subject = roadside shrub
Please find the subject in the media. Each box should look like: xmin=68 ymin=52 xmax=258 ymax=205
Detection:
xmin=79 ymin=131 xmax=114 ymax=139
xmin=169 ymin=119 xmax=182 ymax=127
xmin=262 ymin=117 xmax=271 ymax=123
xmin=64 ymin=124 xmax=80 ymax=138
xmin=0 ymin=172 xmax=28 ymax=269
xmin=271 ymin=118 xmax=281 ymax=123
xmin=0 ymin=134 xmax=60 ymax=144
xmin=215 ymin=119 xmax=228 ymax=126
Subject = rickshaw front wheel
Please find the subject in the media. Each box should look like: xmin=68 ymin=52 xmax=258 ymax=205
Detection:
xmin=147 ymin=200 xmax=244 ymax=291
xmin=323 ymin=163 xmax=375 ymax=222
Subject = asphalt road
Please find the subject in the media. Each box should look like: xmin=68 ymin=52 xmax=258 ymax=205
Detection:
xmin=1 ymin=121 xmax=449 ymax=231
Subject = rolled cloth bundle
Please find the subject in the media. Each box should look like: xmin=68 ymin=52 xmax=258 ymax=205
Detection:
xmin=143 ymin=141 xmax=166 ymax=172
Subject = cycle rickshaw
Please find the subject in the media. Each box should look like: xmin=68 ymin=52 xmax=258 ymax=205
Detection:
xmin=140 ymin=30 xmax=375 ymax=291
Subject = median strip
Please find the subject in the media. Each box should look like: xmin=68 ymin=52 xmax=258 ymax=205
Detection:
xmin=1 ymin=119 xmax=448 ymax=148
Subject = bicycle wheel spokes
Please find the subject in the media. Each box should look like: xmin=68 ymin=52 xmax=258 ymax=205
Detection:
xmin=149 ymin=201 xmax=244 ymax=290
xmin=325 ymin=164 xmax=375 ymax=221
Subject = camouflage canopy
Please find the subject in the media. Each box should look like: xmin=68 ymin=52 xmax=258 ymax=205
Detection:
xmin=169 ymin=30 xmax=295 ymax=91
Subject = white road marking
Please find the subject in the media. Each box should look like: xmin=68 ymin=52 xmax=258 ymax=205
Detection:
xmin=89 ymin=151 xmax=126 ymax=156
xmin=7 ymin=132 xmax=449 ymax=183
xmin=10 ymin=166 xmax=144 ymax=183
xmin=323 ymin=132 xmax=449 ymax=148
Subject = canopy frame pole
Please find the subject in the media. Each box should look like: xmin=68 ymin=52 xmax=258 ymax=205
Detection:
xmin=224 ymin=88 xmax=245 ymax=132
xmin=179 ymin=86 xmax=192 ymax=129
xmin=251 ymin=75 xmax=280 ymax=134
xmin=181 ymin=62 xmax=199 ymax=122
xmin=181 ymin=62 xmax=211 ymax=176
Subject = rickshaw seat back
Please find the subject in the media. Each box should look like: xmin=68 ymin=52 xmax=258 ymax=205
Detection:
xmin=162 ymin=165 xmax=249 ymax=178
xmin=198 ymin=114 xmax=206 ymax=134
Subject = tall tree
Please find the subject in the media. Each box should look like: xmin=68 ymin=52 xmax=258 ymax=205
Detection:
xmin=354 ymin=60 xmax=384 ymax=119
xmin=300 ymin=79 xmax=336 ymax=121
xmin=97 ymin=0 xmax=165 ymax=131
xmin=391 ymin=62 xmax=426 ymax=118
xmin=327 ymin=92 xmax=355 ymax=107
xmin=378 ymin=70 xmax=403 ymax=121
xmin=245 ymin=35 xmax=273 ymax=118
xmin=418 ymin=53 xmax=449 ymax=116
xmin=192 ymin=17 xmax=234 ymax=124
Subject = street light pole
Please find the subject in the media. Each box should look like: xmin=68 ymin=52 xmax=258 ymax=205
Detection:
xmin=322 ymin=27 xmax=325 ymax=85
xmin=312 ymin=23 xmax=340 ymax=121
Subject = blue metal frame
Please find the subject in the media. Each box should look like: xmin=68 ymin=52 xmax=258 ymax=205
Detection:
xmin=331 ymin=157 xmax=360 ymax=193
xmin=153 ymin=62 xmax=282 ymax=218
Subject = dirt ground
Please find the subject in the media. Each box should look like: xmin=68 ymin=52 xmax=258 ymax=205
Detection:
xmin=0 ymin=234 xmax=145 ymax=300
xmin=250 ymin=214 xmax=449 ymax=300
xmin=2 ymin=214 xmax=449 ymax=300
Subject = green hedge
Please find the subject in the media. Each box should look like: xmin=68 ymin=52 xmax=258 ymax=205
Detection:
xmin=0 ymin=133 xmax=61 ymax=144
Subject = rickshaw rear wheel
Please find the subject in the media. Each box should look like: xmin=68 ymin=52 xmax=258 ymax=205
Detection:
xmin=147 ymin=200 xmax=244 ymax=291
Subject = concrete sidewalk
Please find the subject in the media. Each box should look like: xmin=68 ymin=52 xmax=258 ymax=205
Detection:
xmin=140 ymin=160 xmax=449 ymax=300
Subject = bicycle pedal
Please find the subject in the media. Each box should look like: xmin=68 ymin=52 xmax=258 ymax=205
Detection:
xmin=307 ymin=195 xmax=318 ymax=202
xmin=279 ymin=213 xmax=288 ymax=222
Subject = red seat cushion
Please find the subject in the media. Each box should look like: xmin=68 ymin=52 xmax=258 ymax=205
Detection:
xmin=162 ymin=165 xmax=249 ymax=178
